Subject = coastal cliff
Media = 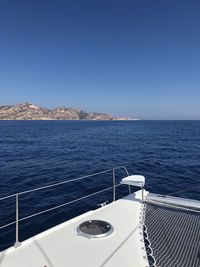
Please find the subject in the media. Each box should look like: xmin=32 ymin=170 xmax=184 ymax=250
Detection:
xmin=0 ymin=103 xmax=134 ymax=121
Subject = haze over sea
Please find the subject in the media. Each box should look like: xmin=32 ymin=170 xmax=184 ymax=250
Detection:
xmin=0 ymin=120 xmax=200 ymax=250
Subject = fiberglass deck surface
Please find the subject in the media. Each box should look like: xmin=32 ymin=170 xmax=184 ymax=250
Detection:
xmin=0 ymin=191 xmax=148 ymax=267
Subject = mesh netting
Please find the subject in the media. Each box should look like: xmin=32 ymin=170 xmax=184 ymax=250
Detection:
xmin=145 ymin=201 xmax=200 ymax=267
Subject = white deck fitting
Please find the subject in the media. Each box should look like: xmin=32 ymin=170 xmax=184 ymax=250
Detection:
xmin=121 ymin=175 xmax=145 ymax=187
xmin=0 ymin=190 xmax=149 ymax=267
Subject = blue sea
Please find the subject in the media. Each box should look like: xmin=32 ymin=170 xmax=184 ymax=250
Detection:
xmin=0 ymin=120 xmax=200 ymax=251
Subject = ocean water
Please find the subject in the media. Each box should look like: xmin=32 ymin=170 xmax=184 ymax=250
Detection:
xmin=0 ymin=120 xmax=200 ymax=251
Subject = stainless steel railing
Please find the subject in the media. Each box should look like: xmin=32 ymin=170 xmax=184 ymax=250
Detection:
xmin=0 ymin=166 xmax=129 ymax=248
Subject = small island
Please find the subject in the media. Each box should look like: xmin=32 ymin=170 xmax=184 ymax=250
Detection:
xmin=0 ymin=103 xmax=138 ymax=121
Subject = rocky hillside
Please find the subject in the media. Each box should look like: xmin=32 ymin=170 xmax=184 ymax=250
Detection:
xmin=0 ymin=103 xmax=130 ymax=120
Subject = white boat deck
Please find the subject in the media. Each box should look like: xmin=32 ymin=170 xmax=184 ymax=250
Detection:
xmin=0 ymin=190 xmax=149 ymax=267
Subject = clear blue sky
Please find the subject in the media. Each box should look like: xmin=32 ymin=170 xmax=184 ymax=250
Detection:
xmin=0 ymin=0 xmax=200 ymax=119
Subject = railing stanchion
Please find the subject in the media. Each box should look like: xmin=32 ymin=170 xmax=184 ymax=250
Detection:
xmin=14 ymin=193 xmax=21 ymax=248
xmin=113 ymin=169 xmax=116 ymax=202
xmin=128 ymin=185 xmax=131 ymax=195
xmin=142 ymin=187 xmax=144 ymax=202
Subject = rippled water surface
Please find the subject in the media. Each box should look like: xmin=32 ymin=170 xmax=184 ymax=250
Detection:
xmin=0 ymin=120 xmax=200 ymax=250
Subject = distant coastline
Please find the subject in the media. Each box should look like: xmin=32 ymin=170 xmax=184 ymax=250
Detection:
xmin=0 ymin=103 xmax=139 ymax=121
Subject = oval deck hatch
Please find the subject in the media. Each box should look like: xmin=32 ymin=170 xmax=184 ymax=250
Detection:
xmin=76 ymin=220 xmax=113 ymax=238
